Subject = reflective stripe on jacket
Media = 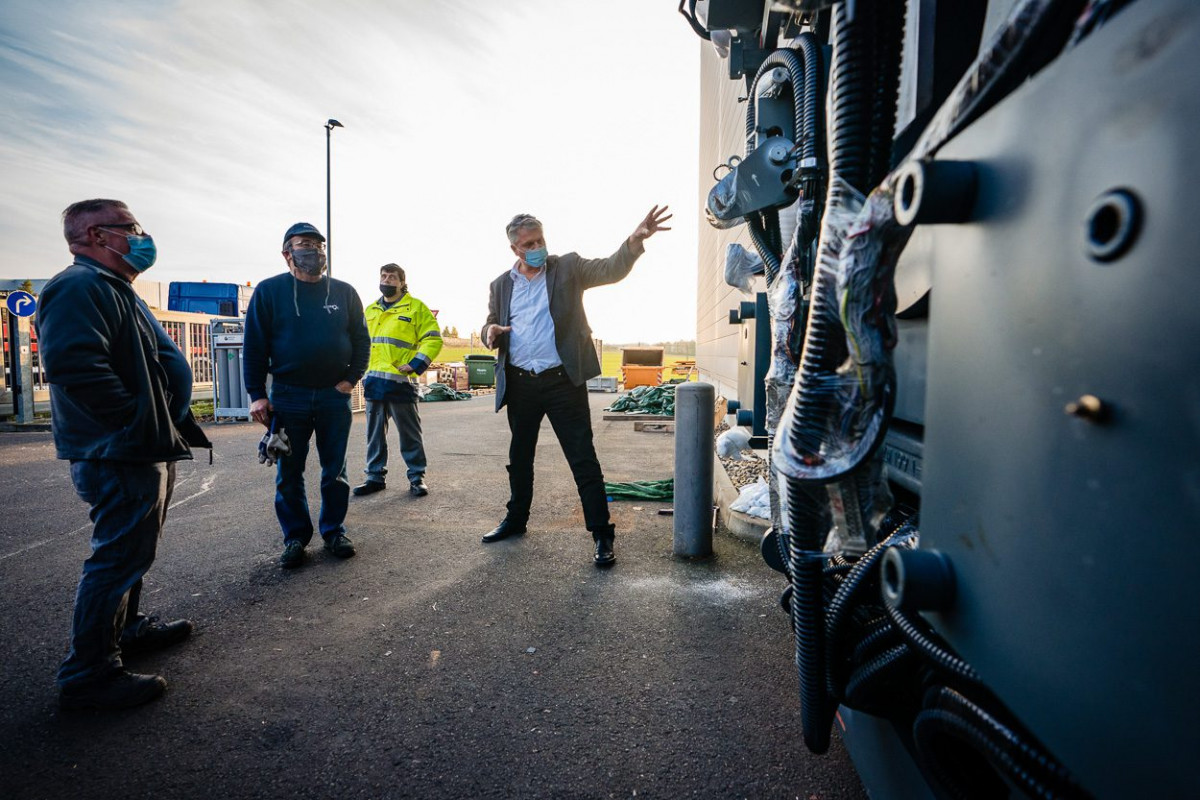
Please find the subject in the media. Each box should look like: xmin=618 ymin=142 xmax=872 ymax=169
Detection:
xmin=364 ymin=293 xmax=443 ymax=386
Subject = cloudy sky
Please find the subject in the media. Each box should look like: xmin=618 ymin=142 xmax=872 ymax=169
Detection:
xmin=0 ymin=0 xmax=701 ymax=343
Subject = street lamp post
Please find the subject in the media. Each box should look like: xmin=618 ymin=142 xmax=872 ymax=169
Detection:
xmin=325 ymin=118 xmax=344 ymax=275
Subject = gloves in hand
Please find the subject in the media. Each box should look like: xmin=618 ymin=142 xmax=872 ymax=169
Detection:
xmin=258 ymin=425 xmax=291 ymax=466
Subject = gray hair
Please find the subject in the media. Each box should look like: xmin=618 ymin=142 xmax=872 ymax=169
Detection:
xmin=505 ymin=213 xmax=542 ymax=244
xmin=62 ymin=199 xmax=128 ymax=245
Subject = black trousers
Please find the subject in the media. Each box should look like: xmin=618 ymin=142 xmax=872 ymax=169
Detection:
xmin=504 ymin=365 xmax=612 ymax=534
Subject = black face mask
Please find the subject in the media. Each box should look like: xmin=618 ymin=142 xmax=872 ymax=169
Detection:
xmin=291 ymin=248 xmax=327 ymax=276
xmin=379 ymin=283 xmax=398 ymax=298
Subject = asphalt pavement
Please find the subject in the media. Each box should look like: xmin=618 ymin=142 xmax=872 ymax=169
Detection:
xmin=0 ymin=391 xmax=867 ymax=799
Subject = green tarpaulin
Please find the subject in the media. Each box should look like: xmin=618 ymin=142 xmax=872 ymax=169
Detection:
xmin=604 ymin=479 xmax=674 ymax=501
xmin=605 ymin=385 xmax=676 ymax=416
xmin=421 ymin=382 xmax=473 ymax=402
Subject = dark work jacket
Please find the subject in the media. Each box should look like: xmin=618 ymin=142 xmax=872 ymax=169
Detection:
xmin=242 ymin=272 xmax=370 ymax=401
xmin=482 ymin=239 xmax=643 ymax=411
xmin=37 ymin=258 xmax=211 ymax=463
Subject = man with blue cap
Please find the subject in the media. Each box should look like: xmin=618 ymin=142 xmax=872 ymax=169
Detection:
xmin=243 ymin=222 xmax=370 ymax=568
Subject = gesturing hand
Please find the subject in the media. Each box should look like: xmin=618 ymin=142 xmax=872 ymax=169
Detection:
xmin=631 ymin=205 xmax=673 ymax=243
xmin=486 ymin=324 xmax=512 ymax=349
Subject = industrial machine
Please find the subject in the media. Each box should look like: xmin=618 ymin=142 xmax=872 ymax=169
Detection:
xmin=683 ymin=0 xmax=1196 ymax=796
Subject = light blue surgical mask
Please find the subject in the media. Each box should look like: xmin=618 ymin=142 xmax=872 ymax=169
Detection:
xmin=523 ymin=246 xmax=548 ymax=269
xmin=102 ymin=229 xmax=158 ymax=273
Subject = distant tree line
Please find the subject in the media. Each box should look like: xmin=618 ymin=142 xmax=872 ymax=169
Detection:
xmin=603 ymin=340 xmax=695 ymax=356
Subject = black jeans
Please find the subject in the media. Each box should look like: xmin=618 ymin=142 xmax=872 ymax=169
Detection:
xmin=504 ymin=366 xmax=612 ymax=534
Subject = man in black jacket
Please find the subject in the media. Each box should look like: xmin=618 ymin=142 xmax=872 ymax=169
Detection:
xmin=480 ymin=206 xmax=671 ymax=566
xmin=37 ymin=198 xmax=211 ymax=711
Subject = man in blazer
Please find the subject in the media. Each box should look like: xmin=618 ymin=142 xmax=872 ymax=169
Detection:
xmin=480 ymin=206 xmax=672 ymax=566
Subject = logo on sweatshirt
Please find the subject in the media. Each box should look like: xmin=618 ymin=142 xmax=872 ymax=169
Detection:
xmin=323 ymin=303 xmax=339 ymax=314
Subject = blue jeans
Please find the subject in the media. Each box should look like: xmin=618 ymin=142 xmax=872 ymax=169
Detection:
xmin=270 ymin=383 xmax=353 ymax=545
xmin=364 ymin=397 xmax=426 ymax=484
xmin=59 ymin=460 xmax=176 ymax=688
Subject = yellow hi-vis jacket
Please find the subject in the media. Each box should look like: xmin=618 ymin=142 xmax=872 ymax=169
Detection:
xmin=362 ymin=292 xmax=443 ymax=400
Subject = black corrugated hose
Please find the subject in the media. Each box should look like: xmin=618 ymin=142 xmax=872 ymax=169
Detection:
xmin=850 ymin=614 xmax=900 ymax=664
xmin=884 ymin=602 xmax=983 ymax=691
xmin=824 ymin=526 xmax=915 ymax=699
xmin=783 ymin=1 xmax=865 ymax=756
xmin=843 ymin=643 xmax=915 ymax=711
xmin=913 ymin=686 xmax=1094 ymax=800
xmin=784 ymin=0 xmax=905 ymax=756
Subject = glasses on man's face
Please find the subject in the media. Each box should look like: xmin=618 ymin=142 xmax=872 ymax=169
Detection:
xmin=95 ymin=223 xmax=146 ymax=236
xmin=290 ymin=239 xmax=326 ymax=252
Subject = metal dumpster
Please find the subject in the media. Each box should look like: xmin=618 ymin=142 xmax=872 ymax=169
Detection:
xmin=620 ymin=347 xmax=663 ymax=389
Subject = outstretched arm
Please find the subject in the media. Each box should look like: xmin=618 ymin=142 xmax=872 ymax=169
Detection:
xmin=576 ymin=205 xmax=675 ymax=289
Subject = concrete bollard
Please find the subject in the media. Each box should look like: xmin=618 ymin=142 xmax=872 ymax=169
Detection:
xmin=674 ymin=382 xmax=715 ymax=558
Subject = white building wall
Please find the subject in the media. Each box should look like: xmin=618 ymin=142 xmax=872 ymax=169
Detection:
xmin=694 ymin=42 xmax=764 ymax=405
xmin=133 ymin=278 xmax=169 ymax=310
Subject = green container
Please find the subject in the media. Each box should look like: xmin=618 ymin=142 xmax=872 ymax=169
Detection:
xmin=464 ymin=354 xmax=497 ymax=387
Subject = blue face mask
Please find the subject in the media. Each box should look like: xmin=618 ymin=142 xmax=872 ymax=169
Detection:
xmin=523 ymin=246 xmax=548 ymax=269
xmin=103 ymin=230 xmax=158 ymax=272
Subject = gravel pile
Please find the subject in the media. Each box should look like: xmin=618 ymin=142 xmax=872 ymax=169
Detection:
xmin=714 ymin=421 xmax=769 ymax=490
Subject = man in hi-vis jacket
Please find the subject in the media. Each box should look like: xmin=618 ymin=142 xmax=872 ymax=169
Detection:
xmin=354 ymin=262 xmax=443 ymax=498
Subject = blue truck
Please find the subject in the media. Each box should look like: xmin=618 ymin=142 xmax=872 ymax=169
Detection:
xmin=167 ymin=282 xmax=252 ymax=317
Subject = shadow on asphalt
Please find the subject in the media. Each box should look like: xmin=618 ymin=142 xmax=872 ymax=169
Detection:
xmin=0 ymin=392 xmax=867 ymax=799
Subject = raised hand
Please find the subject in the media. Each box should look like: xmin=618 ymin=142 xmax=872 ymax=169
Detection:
xmin=631 ymin=205 xmax=673 ymax=243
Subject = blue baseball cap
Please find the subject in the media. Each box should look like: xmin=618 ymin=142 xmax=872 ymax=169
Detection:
xmin=282 ymin=222 xmax=325 ymax=247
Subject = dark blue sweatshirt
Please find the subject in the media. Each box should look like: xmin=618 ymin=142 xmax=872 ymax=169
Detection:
xmin=242 ymin=272 xmax=370 ymax=401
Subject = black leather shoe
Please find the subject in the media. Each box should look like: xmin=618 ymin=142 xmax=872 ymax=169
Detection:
xmin=280 ymin=540 xmax=305 ymax=568
xmin=60 ymin=669 xmax=167 ymax=712
xmin=353 ymin=481 xmax=386 ymax=496
xmin=120 ymin=617 xmax=194 ymax=655
xmin=325 ymin=534 xmax=356 ymax=559
xmin=593 ymin=534 xmax=616 ymax=567
xmin=410 ymin=478 xmax=429 ymax=497
xmin=482 ymin=518 xmax=527 ymax=544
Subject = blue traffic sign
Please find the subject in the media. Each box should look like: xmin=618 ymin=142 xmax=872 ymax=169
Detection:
xmin=6 ymin=290 xmax=36 ymax=317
